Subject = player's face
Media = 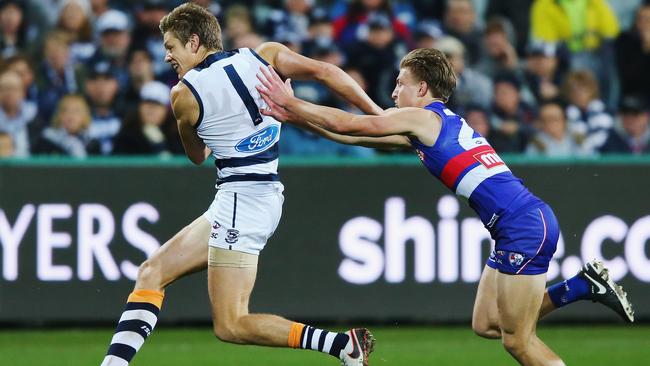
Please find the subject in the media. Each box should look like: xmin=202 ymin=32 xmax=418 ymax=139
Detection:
xmin=163 ymin=32 xmax=196 ymax=78
xmin=391 ymin=68 xmax=420 ymax=108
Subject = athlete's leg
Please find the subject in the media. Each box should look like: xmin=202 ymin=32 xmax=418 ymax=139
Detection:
xmin=100 ymin=216 xmax=210 ymax=366
xmin=472 ymin=265 xmax=559 ymax=338
xmin=207 ymin=247 xmax=373 ymax=365
xmin=496 ymin=272 xmax=565 ymax=366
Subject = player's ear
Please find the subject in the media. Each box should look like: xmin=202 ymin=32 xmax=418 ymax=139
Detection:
xmin=418 ymin=81 xmax=429 ymax=98
xmin=188 ymin=34 xmax=200 ymax=53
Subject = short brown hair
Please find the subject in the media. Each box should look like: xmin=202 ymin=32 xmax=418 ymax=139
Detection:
xmin=399 ymin=48 xmax=457 ymax=102
xmin=159 ymin=3 xmax=222 ymax=51
xmin=563 ymin=69 xmax=599 ymax=100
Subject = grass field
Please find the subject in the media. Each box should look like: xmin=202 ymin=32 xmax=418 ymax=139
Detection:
xmin=1 ymin=325 xmax=648 ymax=365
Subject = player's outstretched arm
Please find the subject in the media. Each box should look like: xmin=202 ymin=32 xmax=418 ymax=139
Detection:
xmin=258 ymin=81 xmax=409 ymax=149
xmin=257 ymin=65 xmax=426 ymax=139
xmin=255 ymin=42 xmax=383 ymax=115
xmin=170 ymin=82 xmax=208 ymax=165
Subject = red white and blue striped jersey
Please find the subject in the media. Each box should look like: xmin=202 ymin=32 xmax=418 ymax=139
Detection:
xmin=410 ymin=101 xmax=541 ymax=228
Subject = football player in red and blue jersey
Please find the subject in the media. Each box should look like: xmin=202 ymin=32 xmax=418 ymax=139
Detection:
xmin=256 ymin=48 xmax=634 ymax=366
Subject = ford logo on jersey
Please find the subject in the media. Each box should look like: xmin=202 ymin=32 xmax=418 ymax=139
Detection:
xmin=235 ymin=125 xmax=279 ymax=152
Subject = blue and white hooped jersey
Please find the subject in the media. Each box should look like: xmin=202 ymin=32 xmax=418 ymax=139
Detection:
xmin=410 ymin=101 xmax=542 ymax=228
xmin=182 ymin=48 xmax=281 ymax=186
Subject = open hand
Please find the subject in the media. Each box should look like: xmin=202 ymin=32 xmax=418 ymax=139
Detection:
xmin=256 ymin=65 xmax=294 ymax=108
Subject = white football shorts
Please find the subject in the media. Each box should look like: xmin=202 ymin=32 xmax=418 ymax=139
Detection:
xmin=203 ymin=182 xmax=284 ymax=255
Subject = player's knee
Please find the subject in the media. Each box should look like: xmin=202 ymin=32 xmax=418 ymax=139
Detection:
xmin=501 ymin=333 xmax=528 ymax=356
xmin=213 ymin=319 xmax=245 ymax=344
xmin=136 ymin=259 xmax=163 ymax=288
xmin=471 ymin=318 xmax=500 ymax=339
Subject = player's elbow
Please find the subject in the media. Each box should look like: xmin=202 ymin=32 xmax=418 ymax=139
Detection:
xmin=187 ymin=153 xmax=205 ymax=165
xmin=314 ymin=62 xmax=337 ymax=83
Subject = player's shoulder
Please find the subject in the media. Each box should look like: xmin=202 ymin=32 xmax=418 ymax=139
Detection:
xmin=170 ymin=80 xmax=197 ymax=110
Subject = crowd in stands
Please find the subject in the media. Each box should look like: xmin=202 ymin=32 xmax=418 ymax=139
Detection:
xmin=0 ymin=0 xmax=649 ymax=159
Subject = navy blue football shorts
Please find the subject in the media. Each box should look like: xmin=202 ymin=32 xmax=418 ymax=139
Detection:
xmin=486 ymin=203 xmax=559 ymax=275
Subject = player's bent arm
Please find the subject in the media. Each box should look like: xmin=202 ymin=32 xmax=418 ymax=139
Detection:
xmin=255 ymin=42 xmax=383 ymax=115
xmin=302 ymin=121 xmax=410 ymax=149
xmin=170 ymin=83 xmax=207 ymax=165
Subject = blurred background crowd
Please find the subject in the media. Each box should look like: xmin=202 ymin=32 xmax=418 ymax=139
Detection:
xmin=0 ymin=0 xmax=649 ymax=159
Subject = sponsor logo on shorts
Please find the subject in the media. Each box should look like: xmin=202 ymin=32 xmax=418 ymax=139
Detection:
xmin=225 ymin=229 xmax=240 ymax=244
xmin=212 ymin=221 xmax=221 ymax=229
xmin=235 ymin=125 xmax=279 ymax=153
xmin=211 ymin=232 xmax=218 ymax=239
xmin=508 ymin=252 xmax=525 ymax=267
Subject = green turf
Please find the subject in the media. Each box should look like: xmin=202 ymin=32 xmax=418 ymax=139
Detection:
xmin=1 ymin=325 xmax=648 ymax=365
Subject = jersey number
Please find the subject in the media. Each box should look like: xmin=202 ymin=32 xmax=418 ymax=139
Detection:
xmin=224 ymin=64 xmax=263 ymax=126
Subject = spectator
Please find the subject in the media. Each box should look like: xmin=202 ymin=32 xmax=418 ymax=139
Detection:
xmin=85 ymin=62 xmax=122 ymax=155
xmin=521 ymin=41 xmax=566 ymax=105
xmin=131 ymin=0 xmax=170 ymax=78
xmin=123 ymin=48 xmax=155 ymax=115
xmin=413 ymin=19 xmax=443 ymax=49
xmin=222 ymin=5 xmax=255 ymax=50
xmin=191 ymin=0 xmax=222 ymax=18
xmin=87 ymin=9 xmax=131 ymax=89
xmin=526 ymin=100 xmax=583 ymax=157
xmin=489 ymin=71 xmax=535 ymax=152
xmin=3 ymin=54 xmax=38 ymax=103
xmin=89 ymin=0 xmax=111 ymax=19
xmin=615 ymin=3 xmax=650 ymax=104
xmin=0 ymin=0 xmax=33 ymax=57
xmin=562 ymin=70 xmax=614 ymax=154
xmin=476 ymin=17 xmax=519 ymax=79
xmin=32 ymin=94 xmax=100 ymax=157
xmin=55 ymin=0 xmax=96 ymax=64
xmin=0 ymin=70 xmax=39 ymax=157
xmin=346 ymin=11 xmax=407 ymax=109
xmin=442 ymin=0 xmax=482 ymax=65
xmin=531 ymin=0 xmax=619 ymax=54
xmin=332 ymin=0 xmax=411 ymax=49
xmin=531 ymin=0 xmax=619 ymax=105
xmin=307 ymin=6 xmax=333 ymax=40
xmin=232 ymin=31 xmax=264 ymax=49
xmin=0 ymin=131 xmax=13 ymax=157
xmin=113 ymin=81 xmax=182 ymax=156
xmin=264 ymin=0 xmax=313 ymax=42
xmin=465 ymin=103 xmax=520 ymax=152
xmin=435 ymin=36 xmax=492 ymax=112
xmin=485 ymin=0 xmax=533 ymax=56
xmin=601 ymin=95 xmax=650 ymax=154
xmin=36 ymin=31 xmax=84 ymax=122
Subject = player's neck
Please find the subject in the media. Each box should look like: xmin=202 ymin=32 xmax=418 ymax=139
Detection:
xmin=415 ymin=98 xmax=444 ymax=108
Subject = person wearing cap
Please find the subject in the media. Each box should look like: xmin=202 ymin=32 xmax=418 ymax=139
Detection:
xmin=84 ymin=61 xmax=122 ymax=154
xmin=36 ymin=30 xmax=84 ymax=122
xmin=562 ymin=69 xmax=614 ymax=155
xmin=113 ymin=80 xmax=182 ymax=156
xmin=601 ymin=95 xmax=650 ymax=154
xmin=522 ymin=41 xmax=566 ymax=104
xmin=434 ymin=35 xmax=492 ymax=112
xmin=345 ymin=11 xmax=408 ymax=108
xmin=87 ymin=9 xmax=131 ymax=89
xmin=414 ymin=19 xmax=443 ymax=49
xmin=31 ymin=94 xmax=100 ymax=157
